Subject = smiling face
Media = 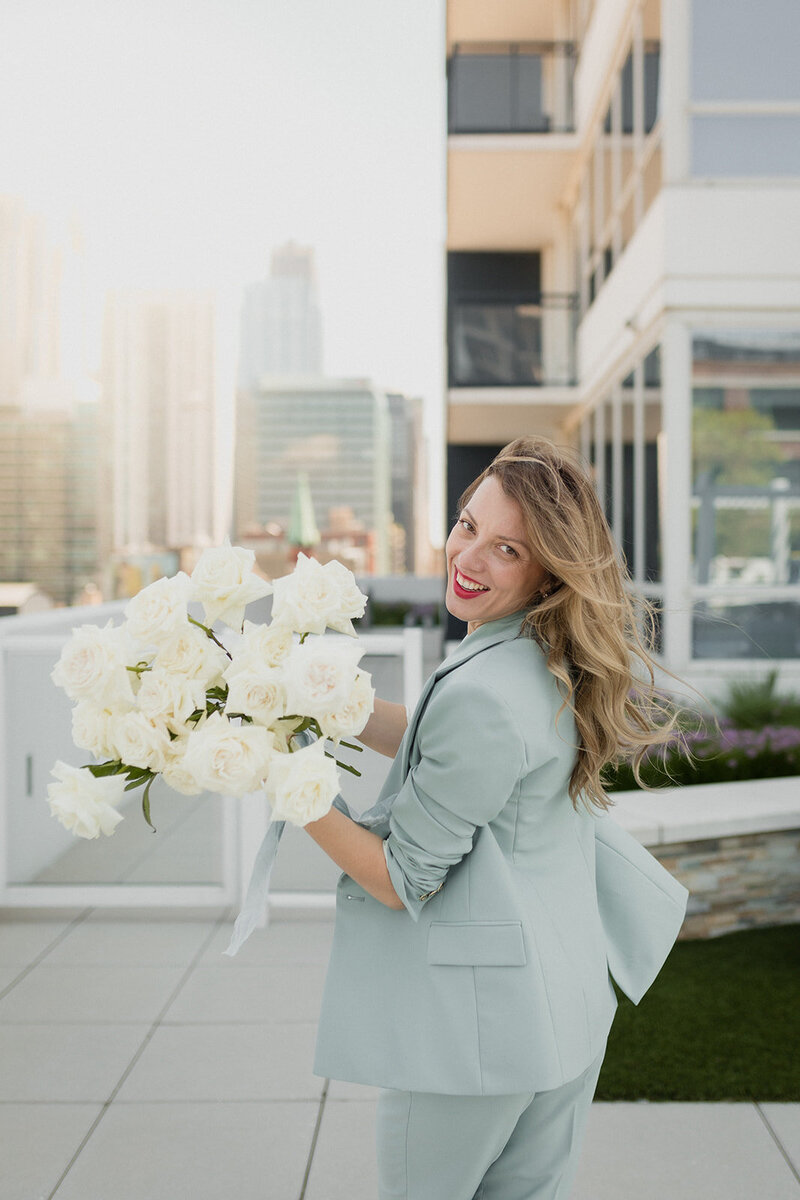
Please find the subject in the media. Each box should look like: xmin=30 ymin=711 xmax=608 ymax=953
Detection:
xmin=445 ymin=475 xmax=549 ymax=632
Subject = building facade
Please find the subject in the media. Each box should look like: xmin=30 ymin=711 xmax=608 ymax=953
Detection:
xmin=238 ymin=241 xmax=324 ymax=388
xmin=0 ymin=403 xmax=100 ymax=605
xmin=445 ymin=0 xmax=800 ymax=686
xmin=234 ymin=377 xmax=392 ymax=576
xmin=100 ymin=289 xmax=221 ymax=596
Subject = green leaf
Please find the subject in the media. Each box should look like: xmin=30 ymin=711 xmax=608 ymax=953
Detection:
xmin=141 ymin=777 xmax=157 ymax=832
xmin=86 ymin=760 xmax=125 ymax=777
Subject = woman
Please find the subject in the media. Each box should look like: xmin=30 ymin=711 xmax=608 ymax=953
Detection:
xmin=303 ymin=436 xmax=689 ymax=1200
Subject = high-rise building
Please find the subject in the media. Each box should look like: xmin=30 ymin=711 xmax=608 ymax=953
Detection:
xmin=101 ymin=290 xmax=221 ymax=595
xmin=445 ymin=0 xmax=800 ymax=679
xmin=234 ymin=377 xmax=392 ymax=575
xmin=0 ymin=402 xmax=100 ymax=605
xmin=387 ymin=391 xmax=432 ymax=575
xmin=0 ymin=197 xmax=61 ymax=405
xmin=238 ymin=241 xmax=323 ymax=387
xmin=0 ymin=196 xmax=93 ymax=412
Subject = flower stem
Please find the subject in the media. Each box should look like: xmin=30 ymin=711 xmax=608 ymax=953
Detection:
xmin=324 ymin=751 xmax=361 ymax=777
xmin=337 ymin=739 xmax=363 ymax=753
xmin=187 ymin=615 xmax=232 ymax=659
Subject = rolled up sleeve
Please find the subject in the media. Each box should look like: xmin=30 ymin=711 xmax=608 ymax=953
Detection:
xmin=383 ymin=675 xmax=526 ymax=920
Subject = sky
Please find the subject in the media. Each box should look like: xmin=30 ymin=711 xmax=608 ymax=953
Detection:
xmin=1 ymin=0 xmax=447 ymax=539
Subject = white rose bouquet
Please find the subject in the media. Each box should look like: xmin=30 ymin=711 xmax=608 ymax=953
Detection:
xmin=48 ymin=545 xmax=372 ymax=839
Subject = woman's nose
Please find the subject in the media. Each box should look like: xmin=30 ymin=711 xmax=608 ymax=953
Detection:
xmin=458 ymin=545 xmax=486 ymax=574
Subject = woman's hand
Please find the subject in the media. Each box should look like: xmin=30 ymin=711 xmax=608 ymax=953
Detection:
xmin=356 ymin=698 xmax=408 ymax=759
xmin=304 ymin=807 xmax=405 ymax=910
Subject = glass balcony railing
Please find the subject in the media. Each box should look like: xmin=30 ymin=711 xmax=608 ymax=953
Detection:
xmin=448 ymin=294 xmax=578 ymax=388
xmin=448 ymin=42 xmax=576 ymax=135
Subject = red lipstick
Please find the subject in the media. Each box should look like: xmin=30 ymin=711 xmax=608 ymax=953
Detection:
xmin=452 ymin=567 xmax=489 ymax=600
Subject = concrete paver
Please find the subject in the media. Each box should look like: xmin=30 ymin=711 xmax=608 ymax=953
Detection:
xmin=53 ymin=1101 xmax=320 ymax=1200
xmin=305 ymin=1099 xmax=379 ymax=1200
xmin=0 ymin=1103 xmax=103 ymax=1200
xmin=571 ymin=1102 xmax=800 ymax=1200
xmin=0 ymin=911 xmax=796 ymax=1200
xmin=0 ymin=964 xmax=186 ymax=1023
xmin=46 ymin=918 xmax=212 ymax=966
xmin=164 ymin=962 xmax=328 ymax=1024
xmin=761 ymin=1105 xmax=800 ymax=1180
xmin=116 ymin=1021 xmax=324 ymax=1103
xmin=0 ymin=1023 xmax=151 ymax=1102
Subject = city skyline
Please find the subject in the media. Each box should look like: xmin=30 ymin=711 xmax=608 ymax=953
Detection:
xmin=1 ymin=0 xmax=447 ymax=538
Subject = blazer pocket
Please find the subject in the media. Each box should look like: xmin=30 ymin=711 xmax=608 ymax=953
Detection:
xmin=426 ymin=921 xmax=527 ymax=967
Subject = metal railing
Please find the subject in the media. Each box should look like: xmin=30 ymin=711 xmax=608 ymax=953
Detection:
xmin=448 ymin=294 xmax=578 ymax=387
xmin=448 ymin=42 xmax=576 ymax=135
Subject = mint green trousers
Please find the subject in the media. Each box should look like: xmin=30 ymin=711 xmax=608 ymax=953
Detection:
xmin=375 ymin=1045 xmax=605 ymax=1200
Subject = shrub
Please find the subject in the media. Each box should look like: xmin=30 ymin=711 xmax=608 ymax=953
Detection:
xmin=719 ymin=668 xmax=800 ymax=729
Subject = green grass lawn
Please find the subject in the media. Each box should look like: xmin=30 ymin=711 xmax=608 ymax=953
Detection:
xmin=596 ymin=924 xmax=800 ymax=1101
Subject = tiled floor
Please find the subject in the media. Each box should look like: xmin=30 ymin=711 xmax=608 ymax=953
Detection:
xmin=1 ymin=908 xmax=799 ymax=1200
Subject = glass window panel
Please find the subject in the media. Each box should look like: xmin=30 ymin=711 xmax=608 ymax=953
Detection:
xmin=693 ymin=599 xmax=800 ymax=659
xmin=516 ymin=54 xmax=549 ymax=132
xmin=692 ymin=116 xmax=800 ymax=177
xmin=449 ymin=53 xmax=513 ymax=132
xmin=691 ymin=0 xmax=800 ymax=102
xmin=449 ymin=302 xmax=543 ymax=386
xmin=691 ymin=329 xmax=800 ymax=590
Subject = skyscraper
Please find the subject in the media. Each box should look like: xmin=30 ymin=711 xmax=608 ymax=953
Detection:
xmin=234 ymin=377 xmax=392 ymax=575
xmin=387 ymin=391 xmax=430 ymax=575
xmin=238 ymin=241 xmax=323 ymax=387
xmin=0 ymin=402 xmax=100 ymax=605
xmin=101 ymin=289 xmax=222 ymax=594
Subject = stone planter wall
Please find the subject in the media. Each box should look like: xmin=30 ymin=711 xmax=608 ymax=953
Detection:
xmin=610 ymin=776 xmax=800 ymax=940
xmin=654 ymin=827 xmax=800 ymax=939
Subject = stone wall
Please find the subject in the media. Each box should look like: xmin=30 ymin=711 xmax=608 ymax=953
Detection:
xmin=654 ymin=827 xmax=800 ymax=939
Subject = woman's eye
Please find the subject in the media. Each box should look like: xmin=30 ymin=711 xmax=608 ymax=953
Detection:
xmin=458 ymin=518 xmax=474 ymax=533
xmin=499 ymin=544 xmax=518 ymax=557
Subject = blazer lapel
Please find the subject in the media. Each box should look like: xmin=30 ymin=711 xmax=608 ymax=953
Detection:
xmin=399 ymin=609 xmax=529 ymax=777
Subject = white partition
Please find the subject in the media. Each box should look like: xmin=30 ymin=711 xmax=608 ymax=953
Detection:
xmin=0 ymin=606 xmax=431 ymax=911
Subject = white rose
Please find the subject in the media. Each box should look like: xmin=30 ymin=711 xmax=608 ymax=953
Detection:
xmin=271 ymin=553 xmax=367 ymax=637
xmin=190 ymin=537 xmax=273 ymax=631
xmin=320 ymin=558 xmax=368 ymax=635
xmin=71 ymin=701 xmax=119 ymax=761
xmin=154 ymin=625 xmax=229 ymax=685
xmin=227 ymin=620 xmax=293 ymax=674
xmin=266 ymin=740 xmax=339 ymax=826
xmin=136 ymin=669 xmax=208 ymax=732
xmin=47 ymin=761 xmax=126 ymax=839
xmin=110 ymin=710 xmax=173 ymax=772
xmin=224 ymin=666 xmax=286 ymax=728
xmin=51 ymin=621 xmax=137 ymax=707
xmin=318 ymin=669 xmax=375 ymax=740
xmin=283 ymin=639 xmax=364 ymax=720
xmin=123 ymin=572 xmax=192 ymax=647
xmin=180 ymin=712 xmax=274 ymax=797
xmin=159 ymin=735 xmax=204 ymax=796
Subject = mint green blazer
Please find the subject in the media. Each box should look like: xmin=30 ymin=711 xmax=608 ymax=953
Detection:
xmin=313 ymin=611 xmax=688 ymax=1096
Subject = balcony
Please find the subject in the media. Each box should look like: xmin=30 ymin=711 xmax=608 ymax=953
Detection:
xmin=448 ymin=293 xmax=578 ymax=389
xmin=448 ymin=42 xmax=575 ymax=135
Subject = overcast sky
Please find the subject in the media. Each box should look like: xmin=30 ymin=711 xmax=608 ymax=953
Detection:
xmin=1 ymin=0 xmax=447 ymax=536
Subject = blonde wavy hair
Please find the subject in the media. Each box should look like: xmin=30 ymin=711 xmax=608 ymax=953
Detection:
xmin=458 ymin=435 xmax=689 ymax=812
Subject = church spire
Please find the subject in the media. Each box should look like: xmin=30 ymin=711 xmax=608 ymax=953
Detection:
xmin=288 ymin=471 xmax=320 ymax=551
